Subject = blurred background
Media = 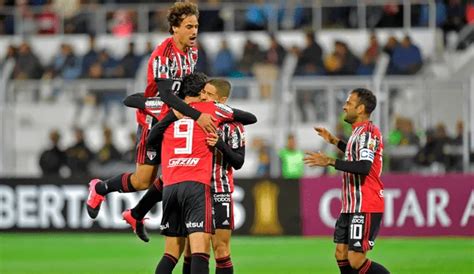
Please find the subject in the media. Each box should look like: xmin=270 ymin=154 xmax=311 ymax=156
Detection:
xmin=0 ymin=0 xmax=473 ymax=273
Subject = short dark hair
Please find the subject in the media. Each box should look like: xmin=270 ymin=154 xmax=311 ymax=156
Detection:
xmin=207 ymin=79 xmax=231 ymax=99
xmin=167 ymin=2 xmax=199 ymax=34
xmin=181 ymin=72 xmax=208 ymax=98
xmin=351 ymin=88 xmax=376 ymax=114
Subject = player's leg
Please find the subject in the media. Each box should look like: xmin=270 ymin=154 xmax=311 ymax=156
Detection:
xmin=347 ymin=213 xmax=389 ymax=273
xmin=212 ymin=193 xmax=234 ymax=274
xmin=122 ymin=175 xmax=163 ymax=242
xmin=86 ymin=124 xmax=159 ymax=219
xmin=182 ymin=238 xmax=192 ymax=274
xmin=333 ymin=213 xmax=352 ymax=274
xmin=183 ymin=182 xmax=213 ymax=274
xmin=212 ymin=230 xmax=233 ymax=274
xmin=86 ymin=163 xmax=158 ymax=218
xmin=156 ymin=184 xmax=185 ymax=274
xmin=155 ymin=236 xmax=185 ymax=274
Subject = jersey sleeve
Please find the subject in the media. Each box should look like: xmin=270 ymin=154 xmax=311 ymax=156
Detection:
xmin=213 ymin=102 xmax=234 ymax=123
xmin=357 ymin=131 xmax=381 ymax=163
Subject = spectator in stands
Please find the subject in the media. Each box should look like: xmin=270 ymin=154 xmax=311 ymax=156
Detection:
xmin=81 ymin=35 xmax=99 ymax=78
xmin=253 ymin=137 xmax=271 ymax=177
xmin=66 ymin=127 xmax=94 ymax=177
xmin=195 ymin=40 xmax=210 ymax=75
xmin=13 ymin=42 xmax=43 ymax=79
xmin=213 ymin=40 xmax=236 ymax=76
xmin=198 ymin=0 xmax=224 ymax=32
xmin=415 ymin=123 xmax=449 ymax=171
xmin=278 ymin=134 xmax=304 ymax=179
xmin=382 ymin=35 xmax=399 ymax=57
xmin=148 ymin=7 xmax=168 ymax=33
xmin=245 ymin=0 xmax=274 ymax=30
xmin=376 ymin=3 xmax=403 ymax=28
xmin=16 ymin=0 xmax=36 ymax=34
xmin=326 ymin=41 xmax=359 ymax=75
xmin=357 ymin=33 xmax=380 ymax=75
xmin=35 ymin=0 xmax=59 ymax=34
xmin=238 ymin=38 xmax=264 ymax=76
xmin=96 ymin=127 xmax=122 ymax=165
xmin=109 ymin=9 xmax=135 ymax=37
xmin=253 ymin=33 xmax=286 ymax=98
xmin=390 ymin=35 xmax=423 ymax=74
xmin=466 ymin=1 xmax=474 ymax=24
xmin=418 ymin=0 xmax=447 ymax=27
xmin=442 ymin=0 xmax=466 ymax=44
xmin=44 ymin=43 xmax=81 ymax=80
xmin=1 ymin=45 xmax=17 ymax=71
xmin=295 ymin=30 xmax=324 ymax=76
xmin=39 ymin=129 xmax=68 ymax=177
xmin=122 ymin=131 xmax=137 ymax=164
xmin=115 ymin=42 xmax=140 ymax=78
xmin=387 ymin=117 xmax=420 ymax=171
xmin=97 ymin=49 xmax=118 ymax=78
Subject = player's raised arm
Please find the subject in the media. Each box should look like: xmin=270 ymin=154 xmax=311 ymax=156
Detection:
xmin=314 ymin=127 xmax=347 ymax=152
xmin=231 ymin=108 xmax=257 ymax=125
xmin=156 ymin=77 xmax=217 ymax=134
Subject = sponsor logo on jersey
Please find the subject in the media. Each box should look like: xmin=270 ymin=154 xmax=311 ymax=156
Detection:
xmin=168 ymin=157 xmax=200 ymax=167
xmin=160 ymin=222 xmax=169 ymax=230
xmin=231 ymin=131 xmax=239 ymax=149
xmin=213 ymin=193 xmax=231 ymax=203
xmin=186 ymin=221 xmax=203 ymax=228
xmin=352 ymin=215 xmax=365 ymax=224
xmin=147 ymin=150 xmax=157 ymax=160
xmin=369 ymin=241 xmax=375 ymax=246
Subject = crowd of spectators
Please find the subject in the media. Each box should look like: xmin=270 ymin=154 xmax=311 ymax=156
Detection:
xmin=38 ymin=126 xmax=136 ymax=178
xmin=1 ymin=0 xmax=473 ymax=38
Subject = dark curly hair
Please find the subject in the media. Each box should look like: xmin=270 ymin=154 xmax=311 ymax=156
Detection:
xmin=167 ymin=2 xmax=199 ymax=34
xmin=180 ymin=72 xmax=208 ymax=98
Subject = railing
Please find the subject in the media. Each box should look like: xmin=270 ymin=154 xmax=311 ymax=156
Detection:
xmin=0 ymin=0 xmax=438 ymax=36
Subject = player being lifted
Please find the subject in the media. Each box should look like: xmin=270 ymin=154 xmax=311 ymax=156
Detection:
xmin=149 ymin=74 xmax=241 ymax=274
xmin=304 ymin=88 xmax=390 ymax=274
xmin=125 ymin=78 xmax=244 ymax=274
xmin=86 ymin=2 xmax=217 ymax=219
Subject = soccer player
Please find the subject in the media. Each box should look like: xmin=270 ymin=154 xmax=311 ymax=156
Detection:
xmin=153 ymin=76 xmax=237 ymax=274
xmin=86 ymin=2 xmax=216 ymax=219
xmin=303 ymin=88 xmax=390 ymax=274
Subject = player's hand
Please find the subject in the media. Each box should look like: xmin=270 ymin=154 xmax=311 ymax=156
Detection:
xmin=206 ymin=133 xmax=218 ymax=147
xmin=197 ymin=113 xmax=217 ymax=134
xmin=314 ymin=127 xmax=339 ymax=145
xmin=304 ymin=151 xmax=335 ymax=167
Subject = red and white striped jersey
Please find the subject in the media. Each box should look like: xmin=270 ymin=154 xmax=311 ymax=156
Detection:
xmin=211 ymin=122 xmax=245 ymax=193
xmin=136 ymin=37 xmax=198 ymax=127
xmin=341 ymin=121 xmax=384 ymax=213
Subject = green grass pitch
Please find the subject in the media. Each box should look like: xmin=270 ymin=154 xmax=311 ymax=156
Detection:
xmin=0 ymin=233 xmax=472 ymax=274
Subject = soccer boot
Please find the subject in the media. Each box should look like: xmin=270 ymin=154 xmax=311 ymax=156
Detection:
xmin=122 ymin=209 xmax=150 ymax=242
xmin=86 ymin=179 xmax=105 ymax=219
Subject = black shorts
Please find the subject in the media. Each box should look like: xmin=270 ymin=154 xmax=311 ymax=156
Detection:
xmin=135 ymin=122 xmax=161 ymax=165
xmin=333 ymin=213 xmax=383 ymax=252
xmin=160 ymin=181 xmax=214 ymax=237
xmin=212 ymin=192 xmax=234 ymax=230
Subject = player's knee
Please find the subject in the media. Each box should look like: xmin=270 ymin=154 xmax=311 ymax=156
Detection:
xmin=131 ymin=173 xmax=153 ymax=190
xmin=213 ymin=240 xmax=230 ymax=258
xmin=348 ymin=253 xmax=365 ymax=269
xmin=334 ymin=246 xmax=347 ymax=260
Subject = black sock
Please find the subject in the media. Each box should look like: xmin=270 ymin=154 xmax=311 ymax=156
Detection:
xmin=95 ymin=173 xmax=135 ymax=195
xmin=182 ymin=256 xmax=192 ymax=274
xmin=191 ymin=253 xmax=209 ymax=274
xmin=337 ymin=259 xmax=353 ymax=274
xmin=358 ymin=259 xmax=390 ymax=274
xmin=131 ymin=178 xmax=163 ymax=220
xmin=216 ymin=255 xmax=233 ymax=274
xmin=155 ymin=253 xmax=178 ymax=274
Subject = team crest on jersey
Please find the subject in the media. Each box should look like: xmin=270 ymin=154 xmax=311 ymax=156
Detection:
xmin=169 ymin=55 xmax=178 ymax=78
xmin=368 ymin=137 xmax=377 ymax=151
xmin=231 ymin=131 xmax=239 ymax=149
xmin=159 ymin=64 xmax=168 ymax=74
xmin=147 ymin=150 xmax=157 ymax=160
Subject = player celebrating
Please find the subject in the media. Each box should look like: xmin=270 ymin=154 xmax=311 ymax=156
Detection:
xmin=152 ymin=75 xmax=238 ymax=274
xmin=303 ymin=88 xmax=390 ymax=274
xmin=86 ymin=2 xmax=216 ymax=219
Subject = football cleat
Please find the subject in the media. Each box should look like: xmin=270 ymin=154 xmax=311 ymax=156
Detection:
xmin=86 ymin=179 xmax=105 ymax=219
xmin=122 ymin=209 xmax=150 ymax=242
